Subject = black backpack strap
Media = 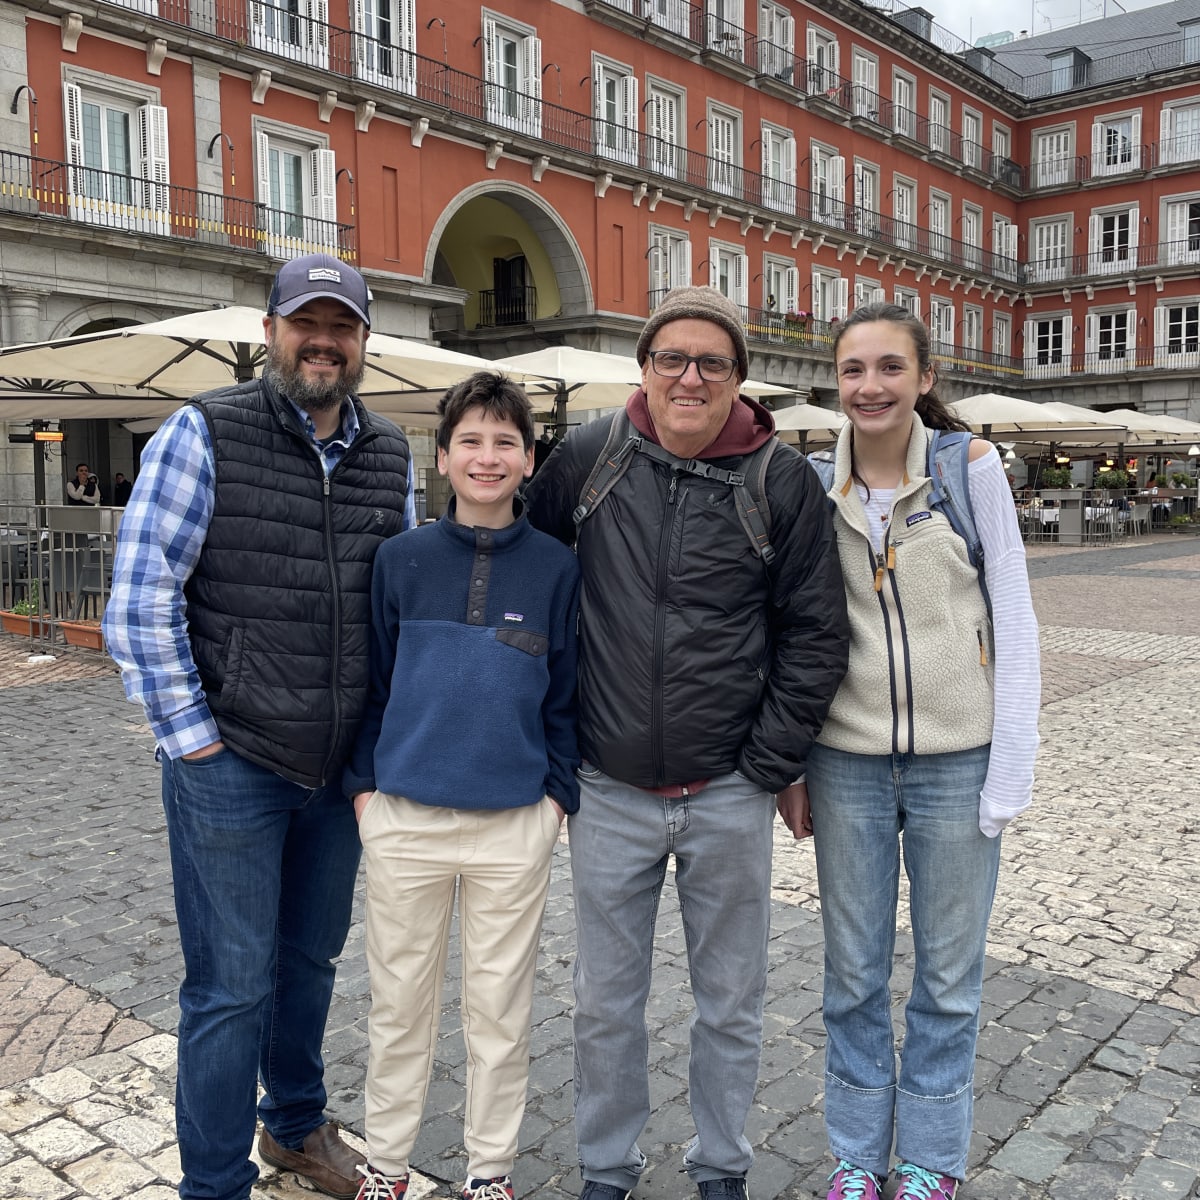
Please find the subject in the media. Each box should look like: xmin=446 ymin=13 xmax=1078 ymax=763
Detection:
xmin=572 ymin=411 xmax=639 ymax=528
xmin=734 ymin=438 xmax=778 ymax=565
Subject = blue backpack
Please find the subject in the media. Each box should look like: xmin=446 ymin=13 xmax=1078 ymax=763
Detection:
xmin=807 ymin=430 xmax=991 ymax=619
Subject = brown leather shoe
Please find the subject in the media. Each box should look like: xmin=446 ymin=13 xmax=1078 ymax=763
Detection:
xmin=259 ymin=1121 xmax=363 ymax=1199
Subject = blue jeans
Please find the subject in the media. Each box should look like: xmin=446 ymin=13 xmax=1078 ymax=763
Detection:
xmin=569 ymin=768 xmax=775 ymax=1189
xmin=808 ymin=743 xmax=1000 ymax=1180
xmin=161 ymin=747 xmax=361 ymax=1200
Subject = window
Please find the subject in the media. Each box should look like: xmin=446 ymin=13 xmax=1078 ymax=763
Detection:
xmin=962 ymin=108 xmax=982 ymax=169
xmin=961 ymin=204 xmax=982 ymax=271
xmin=647 ymin=0 xmax=689 ymax=37
xmin=811 ymin=269 xmax=847 ymax=322
xmin=63 ymin=80 xmax=170 ymax=236
xmin=810 ymin=145 xmax=845 ymax=225
xmin=928 ymin=90 xmax=949 ymax=156
xmin=963 ymin=305 xmax=983 ymax=352
xmin=709 ymin=241 xmax=748 ymax=307
xmin=1024 ymin=316 xmax=1069 ymax=378
xmin=353 ymin=0 xmax=415 ymax=91
xmin=851 ymin=51 xmax=878 ymax=119
xmin=992 ymin=216 xmax=1018 ymax=279
xmin=1165 ymin=198 xmax=1200 ymax=265
xmin=707 ymin=107 xmax=740 ymax=196
xmin=1184 ymin=20 xmax=1200 ymax=65
xmin=1155 ymin=302 xmax=1200 ymax=366
xmin=894 ymin=286 xmax=919 ymax=317
xmin=892 ymin=72 xmax=915 ymax=139
xmin=1091 ymin=113 xmax=1142 ymax=176
xmin=763 ymin=255 xmax=799 ymax=315
xmin=929 ymin=298 xmax=954 ymax=348
xmin=1085 ymin=308 xmax=1135 ymax=372
xmin=593 ymin=61 xmax=638 ymax=164
xmin=250 ymin=0 xmax=329 ymax=68
xmin=482 ymin=15 xmax=541 ymax=137
xmin=892 ymin=177 xmax=915 ymax=249
xmin=1034 ymin=126 xmax=1074 ymax=188
xmin=993 ymin=123 xmax=1011 ymax=163
xmin=993 ymin=313 xmax=1011 ymax=359
xmin=1160 ymin=102 xmax=1200 ymax=166
xmin=853 ymin=277 xmax=885 ymax=308
xmin=1088 ymin=207 xmax=1138 ymax=275
xmin=1049 ymin=51 xmax=1081 ymax=94
xmin=706 ymin=0 xmax=745 ymax=57
xmin=806 ymin=26 xmax=839 ymax=95
xmin=649 ymin=227 xmax=691 ymax=305
xmin=760 ymin=124 xmax=796 ymax=212
xmin=256 ymin=128 xmax=337 ymax=257
xmin=757 ymin=3 xmax=795 ymax=81
xmin=852 ymin=161 xmax=879 ymax=234
xmin=646 ymin=83 xmax=682 ymax=178
xmin=1029 ymin=218 xmax=1069 ymax=282
xmin=927 ymin=190 xmax=950 ymax=260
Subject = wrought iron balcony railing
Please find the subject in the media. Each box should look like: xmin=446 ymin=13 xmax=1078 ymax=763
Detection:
xmin=0 ymin=149 xmax=356 ymax=259
xmin=477 ymin=286 xmax=539 ymax=327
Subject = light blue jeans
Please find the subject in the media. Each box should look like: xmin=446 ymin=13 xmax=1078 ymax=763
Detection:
xmin=569 ymin=767 xmax=776 ymax=1189
xmin=807 ymin=743 xmax=1000 ymax=1180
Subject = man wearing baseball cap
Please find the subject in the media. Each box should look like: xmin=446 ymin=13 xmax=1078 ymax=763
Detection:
xmin=525 ymin=286 xmax=848 ymax=1200
xmin=104 ymin=253 xmax=414 ymax=1200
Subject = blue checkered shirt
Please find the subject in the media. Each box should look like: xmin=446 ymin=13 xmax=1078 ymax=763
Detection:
xmin=102 ymin=398 xmax=415 ymax=759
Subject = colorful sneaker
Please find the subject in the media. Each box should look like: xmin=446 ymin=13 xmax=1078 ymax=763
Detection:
xmin=578 ymin=1184 xmax=632 ymax=1200
xmin=354 ymin=1164 xmax=408 ymax=1200
xmin=696 ymin=1178 xmax=748 ymax=1199
xmin=826 ymin=1160 xmax=884 ymax=1200
xmin=892 ymin=1161 xmax=958 ymax=1199
xmin=463 ymin=1176 xmax=515 ymax=1200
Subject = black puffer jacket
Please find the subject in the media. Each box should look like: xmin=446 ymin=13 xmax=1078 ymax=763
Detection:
xmin=185 ymin=377 xmax=410 ymax=787
xmin=524 ymin=405 xmax=848 ymax=794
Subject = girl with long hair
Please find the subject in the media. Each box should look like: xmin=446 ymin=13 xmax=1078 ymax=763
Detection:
xmin=778 ymin=303 xmax=1040 ymax=1199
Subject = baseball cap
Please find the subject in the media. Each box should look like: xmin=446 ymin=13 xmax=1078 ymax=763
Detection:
xmin=267 ymin=253 xmax=371 ymax=328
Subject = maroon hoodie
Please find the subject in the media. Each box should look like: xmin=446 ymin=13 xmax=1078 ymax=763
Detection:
xmin=624 ymin=387 xmax=777 ymax=457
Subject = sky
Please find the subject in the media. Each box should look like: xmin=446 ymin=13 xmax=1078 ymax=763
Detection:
xmin=912 ymin=0 xmax=1165 ymax=47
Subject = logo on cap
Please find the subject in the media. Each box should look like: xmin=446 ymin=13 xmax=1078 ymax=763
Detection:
xmin=308 ymin=268 xmax=342 ymax=283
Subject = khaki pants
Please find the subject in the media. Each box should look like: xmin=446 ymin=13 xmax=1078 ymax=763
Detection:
xmin=358 ymin=791 xmax=560 ymax=1180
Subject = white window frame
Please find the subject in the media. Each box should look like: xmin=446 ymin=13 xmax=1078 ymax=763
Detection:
xmin=851 ymin=49 xmax=878 ymax=118
xmin=1184 ymin=20 xmax=1200 ymax=65
xmin=646 ymin=80 xmax=683 ymax=179
xmin=593 ymin=58 xmax=638 ymax=165
xmin=649 ymin=226 xmax=691 ymax=303
xmin=811 ymin=142 xmax=845 ymax=226
xmin=1049 ymin=51 xmax=1076 ymax=94
xmin=928 ymin=89 xmax=950 ymax=156
xmin=1024 ymin=314 xmax=1070 ymax=378
xmin=892 ymin=70 xmax=916 ymax=139
xmin=62 ymin=74 xmax=170 ymax=236
xmin=352 ymin=0 xmax=415 ymax=91
xmin=927 ymin=189 xmax=950 ymax=260
xmin=806 ymin=25 xmax=839 ymax=95
xmin=1034 ymin=124 xmax=1075 ymax=188
xmin=992 ymin=215 xmax=1018 ymax=279
xmin=763 ymin=254 xmax=799 ymax=316
xmin=1091 ymin=110 xmax=1142 ymax=177
xmin=757 ymin=2 xmax=795 ymax=80
xmin=993 ymin=313 xmax=1011 ymax=360
xmin=1085 ymin=306 xmax=1136 ymax=373
xmin=929 ymin=297 xmax=954 ymax=348
xmin=760 ymin=122 xmax=796 ymax=212
xmin=853 ymin=160 xmax=880 ymax=235
xmin=1164 ymin=194 xmax=1200 ymax=266
xmin=250 ymin=0 xmax=329 ymax=68
xmin=992 ymin=122 xmax=1011 ymax=164
xmin=482 ymin=13 xmax=542 ymax=137
xmin=1029 ymin=216 xmax=1070 ymax=282
xmin=962 ymin=304 xmax=983 ymax=353
xmin=1088 ymin=205 xmax=1138 ymax=276
xmin=811 ymin=268 xmax=848 ymax=322
xmin=1155 ymin=301 xmax=1200 ymax=367
xmin=707 ymin=104 xmax=740 ymax=197
xmin=894 ymin=286 xmax=919 ymax=317
xmin=892 ymin=175 xmax=915 ymax=249
xmin=962 ymin=107 xmax=982 ymax=169
xmin=255 ymin=121 xmax=337 ymax=258
xmin=853 ymin=275 xmax=884 ymax=309
xmin=1160 ymin=100 xmax=1200 ymax=167
xmin=708 ymin=239 xmax=748 ymax=308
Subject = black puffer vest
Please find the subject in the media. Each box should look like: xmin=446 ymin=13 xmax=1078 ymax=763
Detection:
xmin=184 ymin=378 xmax=410 ymax=787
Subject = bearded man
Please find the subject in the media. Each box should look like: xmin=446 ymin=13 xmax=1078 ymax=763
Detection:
xmin=104 ymin=255 xmax=413 ymax=1200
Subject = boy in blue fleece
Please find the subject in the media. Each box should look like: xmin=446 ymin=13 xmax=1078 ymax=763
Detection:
xmin=345 ymin=373 xmax=580 ymax=1200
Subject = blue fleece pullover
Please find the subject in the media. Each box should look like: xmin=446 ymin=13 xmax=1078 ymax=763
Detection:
xmin=344 ymin=502 xmax=581 ymax=812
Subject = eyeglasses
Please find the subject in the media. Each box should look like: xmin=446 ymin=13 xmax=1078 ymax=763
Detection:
xmin=646 ymin=350 xmax=738 ymax=383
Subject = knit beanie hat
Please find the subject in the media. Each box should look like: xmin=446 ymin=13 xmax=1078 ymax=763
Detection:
xmin=635 ymin=286 xmax=749 ymax=382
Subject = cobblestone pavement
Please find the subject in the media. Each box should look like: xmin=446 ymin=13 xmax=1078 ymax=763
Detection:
xmin=1 ymin=533 xmax=1199 ymax=1200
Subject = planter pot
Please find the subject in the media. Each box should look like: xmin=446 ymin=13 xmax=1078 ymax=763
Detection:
xmin=59 ymin=619 xmax=105 ymax=650
xmin=1 ymin=610 xmax=49 ymax=637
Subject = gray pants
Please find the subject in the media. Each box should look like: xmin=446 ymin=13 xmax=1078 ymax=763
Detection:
xmin=568 ymin=766 xmax=776 ymax=1189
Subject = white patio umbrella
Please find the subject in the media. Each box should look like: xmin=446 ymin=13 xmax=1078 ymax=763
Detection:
xmin=0 ymin=306 xmax=527 ymax=416
xmin=769 ymin=402 xmax=845 ymax=449
xmin=491 ymin=345 xmax=795 ymax=430
xmin=949 ymin=393 xmax=1119 ymax=442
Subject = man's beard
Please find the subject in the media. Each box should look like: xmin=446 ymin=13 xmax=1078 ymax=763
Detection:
xmin=264 ymin=339 xmax=366 ymax=412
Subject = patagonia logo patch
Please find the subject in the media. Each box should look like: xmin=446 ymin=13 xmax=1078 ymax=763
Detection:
xmin=503 ymin=612 xmax=525 ymax=623
xmin=905 ymin=511 xmax=933 ymax=527
xmin=308 ymin=267 xmax=341 ymax=282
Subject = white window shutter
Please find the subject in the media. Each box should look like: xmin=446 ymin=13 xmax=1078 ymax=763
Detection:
xmin=310 ymin=148 xmax=337 ymax=224
xmin=310 ymin=0 xmax=329 ymax=55
xmin=1130 ymin=112 xmax=1142 ymax=169
xmin=783 ymin=266 xmax=799 ymax=313
xmin=593 ymin=65 xmax=604 ymax=120
xmin=810 ymin=153 xmax=821 ymax=195
xmin=622 ymin=75 xmax=638 ymax=133
xmin=1128 ymin=209 xmax=1139 ymax=253
xmin=734 ymin=253 xmax=748 ymax=306
xmin=835 ymin=277 xmax=849 ymax=319
xmin=250 ymin=0 xmax=265 ymax=35
xmin=1022 ymin=319 xmax=1035 ymax=364
xmin=780 ymin=13 xmax=794 ymax=53
xmin=811 ymin=270 xmax=822 ymax=318
xmin=398 ymin=0 xmax=416 ymax=51
xmin=1091 ymin=120 xmax=1103 ymax=164
xmin=870 ymin=285 xmax=885 ymax=303
xmin=761 ymin=130 xmax=771 ymax=177
xmin=1160 ymin=105 xmax=1174 ymax=159
xmin=1003 ymin=223 xmax=1017 ymax=259
xmin=482 ymin=17 xmax=497 ymax=85
xmin=1084 ymin=313 xmax=1098 ymax=356
xmin=681 ymin=238 xmax=692 ymax=286
xmin=1088 ymin=213 xmax=1100 ymax=254
xmin=522 ymin=35 xmax=542 ymax=133
xmin=1126 ymin=306 xmax=1137 ymax=347
xmin=708 ymin=254 xmax=719 ymax=288
xmin=63 ymin=82 xmax=84 ymax=167
xmin=805 ymin=26 xmax=817 ymax=91
xmin=137 ymin=104 xmax=171 ymax=219
xmin=1153 ymin=305 xmax=1166 ymax=350
xmin=784 ymin=134 xmax=796 ymax=187
xmin=830 ymin=154 xmax=845 ymax=202
xmin=256 ymin=130 xmax=272 ymax=207
xmin=1167 ymin=201 xmax=1185 ymax=261
xmin=353 ymin=0 xmax=368 ymax=70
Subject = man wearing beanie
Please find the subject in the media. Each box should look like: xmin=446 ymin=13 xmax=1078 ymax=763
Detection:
xmin=104 ymin=253 xmax=414 ymax=1200
xmin=526 ymin=286 xmax=849 ymax=1199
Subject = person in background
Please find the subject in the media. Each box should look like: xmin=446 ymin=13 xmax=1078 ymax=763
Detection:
xmin=113 ymin=472 xmax=133 ymax=506
xmin=785 ymin=303 xmax=1040 ymax=1200
xmin=66 ymin=462 xmax=100 ymax=505
xmin=103 ymin=253 xmax=414 ymax=1200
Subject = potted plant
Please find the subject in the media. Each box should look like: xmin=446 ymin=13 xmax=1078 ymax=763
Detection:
xmin=1040 ymin=467 xmax=1074 ymax=488
xmin=1 ymin=581 xmax=48 ymax=637
xmin=1095 ymin=468 xmax=1129 ymax=490
xmin=1170 ymin=471 xmax=1193 ymax=489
